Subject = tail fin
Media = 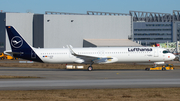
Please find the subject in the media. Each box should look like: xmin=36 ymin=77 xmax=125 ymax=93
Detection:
xmin=6 ymin=26 xmax=43 ymax=62
xmin=6 ymin=26 xmax=32 ymax=52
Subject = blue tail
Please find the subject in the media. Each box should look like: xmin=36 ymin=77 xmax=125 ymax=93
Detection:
xmin=6 ymin=26 xmax=43 ymax=62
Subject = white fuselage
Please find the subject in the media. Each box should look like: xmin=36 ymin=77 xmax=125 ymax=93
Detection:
xmin=34 ymin=47 xmax=175 ymax=64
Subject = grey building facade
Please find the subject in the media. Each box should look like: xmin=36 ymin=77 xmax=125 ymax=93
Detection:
xmin=133 ymin=22 xmax=172 ymax=46
xmin=33 ymin=11 xmax=132 ymax=48
xmin=0 ymin=12 xmax=33 ymax=52
xmin=0 ymin=11 xmax=132 ymax=52
xmin=0 ymin=13 xmax=6 ymax=52
xmin=173 ymin=10 xmax=180 ymax=42
xmin=2 ymin=10 xmax=180 ymax=52
xmin=33 ymin=14 xmax=44 ymax=48
xmin=130 ymin=11 xmax=172 ymax=46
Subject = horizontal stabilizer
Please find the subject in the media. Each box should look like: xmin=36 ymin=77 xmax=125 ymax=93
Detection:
xmin=6 ymin=52 xmax=22 ymax=55
xmin=4 ymin=50 xmax=22 ymax=56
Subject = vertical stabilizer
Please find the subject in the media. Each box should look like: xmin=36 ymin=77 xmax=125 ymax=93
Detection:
xmin=6 ymin=26 xmax=43 ymax=62
xmin=6 ymin=26 xmax=32 ymax=52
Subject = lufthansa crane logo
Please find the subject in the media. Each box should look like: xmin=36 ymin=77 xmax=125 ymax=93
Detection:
xmin=11 ymin=36 xmax=23 ymax=48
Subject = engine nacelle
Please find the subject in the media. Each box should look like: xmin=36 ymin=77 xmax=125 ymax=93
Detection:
xmin=95 ymin=57 xmax=118 ymax=64
xmin=74 ymin=59 xmax=85 ymax=63
xmin=154 ymin=62 xmax=165 ymax=64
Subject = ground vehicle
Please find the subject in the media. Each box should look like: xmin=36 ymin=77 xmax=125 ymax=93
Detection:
xmin=0 ymin=53 xmax=6 ymax=60
xmin=145 ymin=64 xmax=174 ymax=71
xmin=6 ymin=55 xmax=18 ymax=60
xmin=0 ymin=53 xmax=18 ymax=60
xmin=163 ymin=64 xmax=174 ymax=70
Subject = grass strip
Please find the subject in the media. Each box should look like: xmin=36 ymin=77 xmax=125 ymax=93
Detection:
xmin=0 ymin=88 xmax=179 ymax=101
xmin=0 ymin=62 xmax=180 ymax=70
xmin=0 ymin=75 xmax=40 ymax=79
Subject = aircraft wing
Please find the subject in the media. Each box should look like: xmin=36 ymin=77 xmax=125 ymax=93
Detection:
xmin=67 ymin=45 xmax=113 ymax=63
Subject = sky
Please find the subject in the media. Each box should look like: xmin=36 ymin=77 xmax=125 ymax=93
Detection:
xmin=0 ymin=0 xmax=180 ymax=14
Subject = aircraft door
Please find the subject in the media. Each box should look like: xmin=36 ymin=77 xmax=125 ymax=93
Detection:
xmin=154 ymin=48 xmax=159 ymax=57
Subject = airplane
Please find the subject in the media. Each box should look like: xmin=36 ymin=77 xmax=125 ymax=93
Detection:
xmin=5 ymin=26 xmax=176 ymax=71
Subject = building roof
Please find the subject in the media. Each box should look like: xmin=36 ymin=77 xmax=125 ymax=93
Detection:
xmin=83 ymin=39 xmax=142 ymax=47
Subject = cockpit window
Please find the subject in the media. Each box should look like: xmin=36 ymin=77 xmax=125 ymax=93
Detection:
xmin=163 ymin=50 xmax=170 ymax=54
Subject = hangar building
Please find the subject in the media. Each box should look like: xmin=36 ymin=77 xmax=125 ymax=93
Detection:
xmin=0 ymin=12 xmax=33 ymax=52
xmin=173 ymin=10 xmax=180 ymax=42
xmin=130 ymin=11 xmax=172 ymax=46
xmin=33 ymin=11 xmax=133 ymax=48
xmin=0 ymin=11 xmax=135 ymax=52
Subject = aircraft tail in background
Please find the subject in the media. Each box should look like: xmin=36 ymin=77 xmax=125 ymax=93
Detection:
xmin=5 ymin=26 xmax=43 ymax=62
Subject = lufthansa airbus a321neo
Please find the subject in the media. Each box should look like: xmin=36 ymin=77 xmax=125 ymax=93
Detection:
xmin=5 ymin=26 xmax=175 ymax=71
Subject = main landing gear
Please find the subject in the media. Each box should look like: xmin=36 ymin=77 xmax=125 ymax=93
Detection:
xmin=87 ymin=62 xmax=94 ymax=71
xmin=88 ymin=66 xmax=93 ymax=71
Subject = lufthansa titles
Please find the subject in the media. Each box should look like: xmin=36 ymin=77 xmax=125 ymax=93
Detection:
xmin=128 ymin=48 xmax=152 ymax=52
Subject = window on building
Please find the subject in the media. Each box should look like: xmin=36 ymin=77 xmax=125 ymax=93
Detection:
xmin=146 ymin=24 xmax=171 ymax=27
xmin=0 ymin=42 xmax=4 ymax=48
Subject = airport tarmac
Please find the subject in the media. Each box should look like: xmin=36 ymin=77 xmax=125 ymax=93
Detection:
xmin=0 ymin=67 xmax=180 ymax=90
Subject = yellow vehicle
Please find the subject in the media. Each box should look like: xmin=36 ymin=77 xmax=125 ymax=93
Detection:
xmin=6 ymin=55 xmax=18 ymax=60
xmin=0 ymin=53 xmax=18 ymax=60
xmin=163 ymin=64 xmax=174 ymax=70
xmin=145 ymin=64 xmax=174 ymax=71
xmin=0 ymin=53 xmax=6 ymax=60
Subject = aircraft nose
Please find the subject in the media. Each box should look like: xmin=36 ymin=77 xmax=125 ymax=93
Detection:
xmin=171 ymin=54 xmax=176 ymax=60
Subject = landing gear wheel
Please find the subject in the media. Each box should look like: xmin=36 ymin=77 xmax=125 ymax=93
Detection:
xmin=88 ymin=66 xmax=93 ymax=71
xmin=162 ymin=68 xmax=166 ymax=71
